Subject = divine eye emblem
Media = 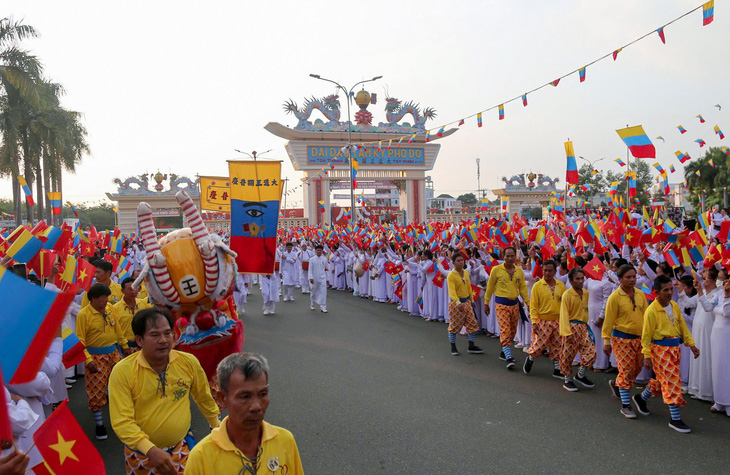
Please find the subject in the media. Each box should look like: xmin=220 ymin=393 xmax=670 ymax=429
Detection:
xmin=245 ymin=208 xmax=264 ymax=218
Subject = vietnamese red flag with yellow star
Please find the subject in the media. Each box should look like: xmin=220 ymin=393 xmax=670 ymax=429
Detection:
xmin=75 ymin=258 xmax=97 ymax=292
xmin=583 ymin=256 xmax=606 ymax=280
xmin=33 ymin=400 xmax=105 ymax=475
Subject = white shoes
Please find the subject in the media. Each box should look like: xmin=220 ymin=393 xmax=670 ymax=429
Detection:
xmin=321 ymin=308 xmax=328 ymax=313
xmin=282 ymin=297 xmax=289 ymax=302
xmin=310 ymin=305 xmax=315 ymax=311
xmin=263 ymin=310 xmax=270 ymax=315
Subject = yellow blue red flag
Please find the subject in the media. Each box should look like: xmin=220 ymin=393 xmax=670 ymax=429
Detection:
xmin=228 ymin=160 xmax=282 ymax=274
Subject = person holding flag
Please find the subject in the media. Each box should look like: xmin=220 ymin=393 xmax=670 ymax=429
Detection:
xmin=75 ymin=282 xmax=131 ymax=440
xmin=484 ymin=246 xmax=529 ymax=369
xmin=110 ymin=308 xmax=220 ymax=474
xmin=308 ymin=244 xmax=329 ymax=313
xmin=602 ymin=264 xmax=649 ymax=419
xmin=81 ymin=260 xmax=122 ymax=308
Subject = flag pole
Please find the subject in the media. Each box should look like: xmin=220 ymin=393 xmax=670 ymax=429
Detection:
xmin=625 ymin=124 xmax=630 ymax=210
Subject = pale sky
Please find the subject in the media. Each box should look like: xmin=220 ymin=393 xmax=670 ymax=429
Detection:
xmin=3 ymin=0 xmax=728 ymax=208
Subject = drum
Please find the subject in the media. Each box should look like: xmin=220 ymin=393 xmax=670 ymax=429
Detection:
xmin=302 ymin=261 xmax=310 ymax=271
xmin=274 ymin=262 xmax=280 ymax=272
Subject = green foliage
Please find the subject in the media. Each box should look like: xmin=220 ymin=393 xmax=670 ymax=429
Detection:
xmin=575 ymin=163 xmax=607 ymax=201
xmin=0 ymin=198 xmax=116 ymax=230
xmin=605 ymin=159 xmax=653 ymax=207
xmin=684 ymin=147 xmax=729 ymax=210
xmin=457 ymin=193 xmax=477 ymax=205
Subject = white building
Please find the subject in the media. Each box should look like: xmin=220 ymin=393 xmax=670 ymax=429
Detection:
xmin=427 ymin=193 xmax=462 ymax=211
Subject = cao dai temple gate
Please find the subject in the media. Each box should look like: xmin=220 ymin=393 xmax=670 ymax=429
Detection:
xmin=266 ymin=90 xmax=455 ymax=224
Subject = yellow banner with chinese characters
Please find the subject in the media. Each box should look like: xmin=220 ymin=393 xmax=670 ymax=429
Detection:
xmin=199 ymin=176 xmax=231 ymax=211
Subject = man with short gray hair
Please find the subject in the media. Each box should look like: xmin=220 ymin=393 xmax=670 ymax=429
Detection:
xmin=185 ymin=353 xmax=303 ymax=474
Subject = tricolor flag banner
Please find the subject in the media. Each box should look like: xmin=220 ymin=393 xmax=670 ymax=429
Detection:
xmin=437 ymin=127 xmax=444 ymax=137
xmin=425 ymin=131 xmax=430 ymax=143
xmin=656 ymin=136 xmax=665 ymax=142
xmin=352 ymin=158 xmax=359 ymax=188
xmin=0 ymin=267 xmax=74 ymax=384
xmin=477 ymin=112 xmax=483 ymax=127
xmin=616 ymin=125 xmax=656 ymax=158
xmin=18 ymin=175 xmax=34 ymax=206
xmin=714 ymin=125 xmax=725 ymax=139
xmin=657 ymin=27 xmax=666 ymax=44
xmin=709 ymin=158 xmax=715 ymax=167
xmin=695 ymin=139 xmax=706 ymax=147
xmin=578 ymin=67 xmax=586 ymax=82
xmin=228 ymin=160 xmax=282 ymax=274
xmin=522 ymin=93 xmax=528 ymax=106
xmin=47 ymin=192 xmax=62 ymax=215
xmin=564 ymin=141 xmax=579 ymax=184
xmin=715 ymin=104 xmax=722 ymax=111
xmin=697 ymin=114 xmax=705 ymax=123
xmin=408 ymin=134 xmax=416 ymax=143
xmin=614 ymin=158 xmax=626 ymax=167
xmin=550 ymin=78 xmax=560 ymax=87
xmin=703 ymin=0 xmax=714 ymax=25
xmin=458 ymin=118 xmax=464 ymax=126
xmin=613 ymin=48 xmax=622 ymax=60
xmin=498 ymin=104 xmax=504 ymax=120
xmin=66 ymin=201 xmax=79 ymax=217
xmin=6 ymin=229 xmax=43 ymax=264
xmin=675 ymin=150 xmax=691 ymax=163
xmin=678 ymin=125 xmax=687 ymax=134
xmin=627 ymin=172 xmax=637 ymax=197
xmin=695 ymin=170 xmax=702 ymax=177
xmin=670 ymin=164 xmax=676 ymax=173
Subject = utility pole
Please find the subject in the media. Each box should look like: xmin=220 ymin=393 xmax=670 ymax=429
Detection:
xmin=476 ymin=158 xmax=481 ymax=202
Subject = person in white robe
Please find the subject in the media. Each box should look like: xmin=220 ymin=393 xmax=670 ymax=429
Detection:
xmin=688 ymin=268 xmax=721 ymax=401
xmin=298 ymin=242 xmax=314 ymax=294
xmin=308 ymin=244 xmax=329 ymax=312
xmin=710 ymin=280 xmax=730 ymax=415
xmin=280 ymin=242 xmax=299 ymax=302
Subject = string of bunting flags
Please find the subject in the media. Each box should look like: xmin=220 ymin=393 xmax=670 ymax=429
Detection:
xmin=302 ymin=1 xmax=716 ymax=157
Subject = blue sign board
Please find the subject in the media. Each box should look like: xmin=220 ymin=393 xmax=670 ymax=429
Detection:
xmin=307 ymin=146 xmax=425 ymax=166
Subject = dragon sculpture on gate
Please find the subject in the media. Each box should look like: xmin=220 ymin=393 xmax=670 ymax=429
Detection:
xmin=284 ymin=94 xmax=341 ymax=130
xmin=383 ymin=97 xmax=437 ymax=131
xmin=113 ymin=174 xmax=150 ymax=191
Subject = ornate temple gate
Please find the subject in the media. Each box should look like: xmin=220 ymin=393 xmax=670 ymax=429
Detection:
xmin=265 ymin=90 xmax=454 ymax=225
xmin=492 ymin=172 xmax=560 ymax=220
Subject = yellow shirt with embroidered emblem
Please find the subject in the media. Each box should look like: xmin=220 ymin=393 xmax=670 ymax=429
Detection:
xmin=641 ymin=299 xmax=695 ymax=358
xmin=184 ymin=417 xmax=303 ymax=475
xmin=484 ymin=264 xmax=529 ymax=304
xmin=75 ymin=303 xmax=128 ymax=363
xmin=602 ymin=287 xmax=648 ymax=345
xmin=447 ymin=269 xmax=473 ymax=303
xmin=109 ymin=350 xmax=220 ymax=455
xmin=529 ymin=278 xmax=566 ymax=322
xmin=81 ymin=281 xmax=123 ymax=308
xmin=559 ymin=286 xmax=589 ymax=336
xmin=112 ymin=298 xmax=153 ymax=343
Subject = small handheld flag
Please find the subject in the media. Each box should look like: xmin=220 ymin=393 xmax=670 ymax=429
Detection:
xmin=18 ymin=175 xmax=35 ymax=206
xmin=47 ymin=192 xmax=62 ymax=215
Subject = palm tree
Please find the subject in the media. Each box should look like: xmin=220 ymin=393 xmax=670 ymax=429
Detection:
xmin=0 ymin=16 xmax=44 ymax=225
xmin=684 ymin=147 xmax=727 ymax=211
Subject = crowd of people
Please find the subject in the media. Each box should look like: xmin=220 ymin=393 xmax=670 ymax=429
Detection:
xmin=3 ymin=203 xmax=730 ymax=473
xmin=239 ymin=206 xmax=730 ymax=435
xmin=2 ymin=245 xmax=303 ymax=474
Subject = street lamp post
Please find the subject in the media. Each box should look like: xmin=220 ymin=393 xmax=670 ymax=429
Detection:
xmin=309 ymin=74 xmax=382 ymax=226
xmin=579 ymin=156 xmax=606 ymax=206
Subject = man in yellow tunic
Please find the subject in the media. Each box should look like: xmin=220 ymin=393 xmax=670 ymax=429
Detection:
xmin=75 ymin=282 xmax=131 ymax=440
xmin=633 ymin=275 xmax=699 ymax=433
xmin=110 ymin=308 xmax=221 ymax=474
xmin=185 ymin=352 xmax=303 ymax=475
xmin=446 ymin=252 xmax=484 ymax=356
xmin=524 ymin=260 xmax=565 ymax=377
xmin=602 ymin=264 xmax=648 ymax=419
xmin=559 ymin=267 xmax=596 ymax=392
xmin=485 ymin=246 xmax=529 ymax=369
xmin=112 ymin=277 xmax=152 ymax=352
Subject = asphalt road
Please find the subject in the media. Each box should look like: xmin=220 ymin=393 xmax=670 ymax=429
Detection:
xmin=67 ymin=287 xmax=730 ymax=474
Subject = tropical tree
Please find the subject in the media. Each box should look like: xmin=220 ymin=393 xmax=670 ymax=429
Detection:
xmin=0 ymin=17 xmax=89 ymax=226
xmin=684 ymin=147 xmax=728 ymax=211
xmin=457 ymin=192 xmax=477 ymax=205
xmin=605 ymin=159 xmax=653 ymax=208
xmin=574 ymin=163 xmax=607 ymax=203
